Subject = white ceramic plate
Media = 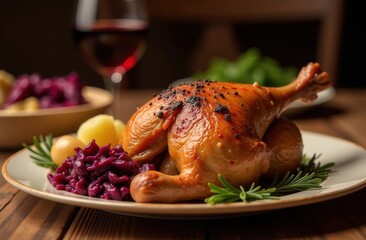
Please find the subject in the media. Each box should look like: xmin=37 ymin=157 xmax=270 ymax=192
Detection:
xmin=0 ymin=86 xmax=112 ymax=149
xmin=2 ymin=131 xmax=366 ymax=219
xmin=169 ymin=78 xmax=335 ymax=115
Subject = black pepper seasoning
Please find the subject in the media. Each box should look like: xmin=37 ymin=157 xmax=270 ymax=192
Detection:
xmin=172 ymin=101 xmax=183 ymax=111
xmin=187 ymin=96 xmax=201 ymax=107
xmin=224 ymin=114 xmax=231 ymax=121
xmin=214 ymin=103 xmax=229 ymax=113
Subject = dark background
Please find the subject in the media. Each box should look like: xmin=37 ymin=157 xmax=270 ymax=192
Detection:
xmin=0 ymin=0 xmax=364 ymax=89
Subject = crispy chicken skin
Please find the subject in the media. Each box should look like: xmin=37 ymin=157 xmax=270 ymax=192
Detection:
xmin=262 ymin=117 xmax=304 ymax=179
xmin=121 ymin=62 xmax=331 ymax=203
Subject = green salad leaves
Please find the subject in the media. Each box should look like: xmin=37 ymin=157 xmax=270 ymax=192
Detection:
xmin=194 ymin=48 xmax=298 ymax=87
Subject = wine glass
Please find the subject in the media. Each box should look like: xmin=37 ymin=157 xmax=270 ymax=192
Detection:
xmin=73 ymin=0 xmax=148 ymax=118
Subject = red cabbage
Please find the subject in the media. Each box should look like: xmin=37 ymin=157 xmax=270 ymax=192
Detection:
xmin=3 ymin=72 xmax=86 ymax=109
xmin=47 ymin=140 xmax=154 ymax=201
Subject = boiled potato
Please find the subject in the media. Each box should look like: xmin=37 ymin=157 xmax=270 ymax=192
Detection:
xmin=77 ymin=114 xmax=125 ymax=147
xmin=4 ymin=97 xmax=40 ymax=112
xmin=4 ymin=101 xmax=24 ymax=112
xmin=51 ymin=135 xmax=85 ymax=166
xmin=23 ymin=97 xmax=40 ymax=111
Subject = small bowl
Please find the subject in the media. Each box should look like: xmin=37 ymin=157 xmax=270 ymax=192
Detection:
xmin=0 ymin=86 xmax=112 ymax=149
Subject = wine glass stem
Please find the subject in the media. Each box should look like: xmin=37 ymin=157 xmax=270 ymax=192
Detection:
xmin=105 ymin=72 xmax=123 ymax=119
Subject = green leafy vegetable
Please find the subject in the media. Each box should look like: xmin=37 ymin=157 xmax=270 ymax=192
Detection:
xmin=205 ymin=154 xmax=334 ymax=204
xmin=23 ymin=134 xmax=57 ymax=169
xmin=194 ymin=48 xmax=298 ymax=87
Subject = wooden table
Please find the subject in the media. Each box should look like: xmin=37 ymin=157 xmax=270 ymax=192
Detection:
xmin=1 ymin=88 xmax=366 ymax=239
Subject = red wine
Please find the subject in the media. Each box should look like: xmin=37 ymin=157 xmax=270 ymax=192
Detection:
xmin=73 ymin=19 xmax=148 ymax=76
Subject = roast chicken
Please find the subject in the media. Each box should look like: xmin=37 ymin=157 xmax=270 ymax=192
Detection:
xmin=121 ymin=62 xmax=331 ymax=203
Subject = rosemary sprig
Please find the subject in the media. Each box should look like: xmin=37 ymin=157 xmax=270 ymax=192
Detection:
xmin=23 ymin=134 xmax=57 ymax=169
xmin=205 ymin=154 xmax=334 ymax=204
xmin=205 ymin=175 xmax=278 ymax=204
xmin=270 ymin=171 xmax=322 ymax=195
xmin=299 ymin=153 xmax=335 ymax=180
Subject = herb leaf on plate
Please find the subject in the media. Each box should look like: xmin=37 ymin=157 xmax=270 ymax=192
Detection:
xmin=23 ymin=134 xmax=57 ymax=169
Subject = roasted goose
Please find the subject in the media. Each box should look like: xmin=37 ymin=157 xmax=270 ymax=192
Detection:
xmin=121 ymin=62 xmax=331 ymax=203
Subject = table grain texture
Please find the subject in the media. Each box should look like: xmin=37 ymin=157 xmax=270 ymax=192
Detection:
xmin=1 ymin=88 xmax=366 ymax=240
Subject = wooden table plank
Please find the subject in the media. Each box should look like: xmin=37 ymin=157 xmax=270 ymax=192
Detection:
xmin=64 ymin=208 xmax=206 ymax=240
xmin=0 ymin=152 xmax=19 ymax=210
xmin=208 ymin=188 xmax=366 ymax=240
xmin=288 ymin=89 xmax=366 ymax=147
xmin=116 ymin=89 xmax=161 ymax=122
xmin=0 ymin=181 xmax=18 ymax=211
xmin=0 ymin=191 xmax=77 ymax=239
xmin=328 ymin=90 xmax=366 ymax=147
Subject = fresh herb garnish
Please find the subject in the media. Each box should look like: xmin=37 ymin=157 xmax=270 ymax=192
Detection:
xmin=300 ymin=153 xmax=335 ymax=180
xmin=23 ymin=134 xmax=57 ymax=169
xmin=205 ymin=154 xmax=334 ymax=204
xmin=205 ymin=175 xmax=278 ymax=204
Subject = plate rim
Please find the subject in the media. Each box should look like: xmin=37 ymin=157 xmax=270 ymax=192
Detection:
xmin=2 ymin=131 xmax=366 ymax=218
xmin=288 ymin=86 xmax=335 ymax=109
